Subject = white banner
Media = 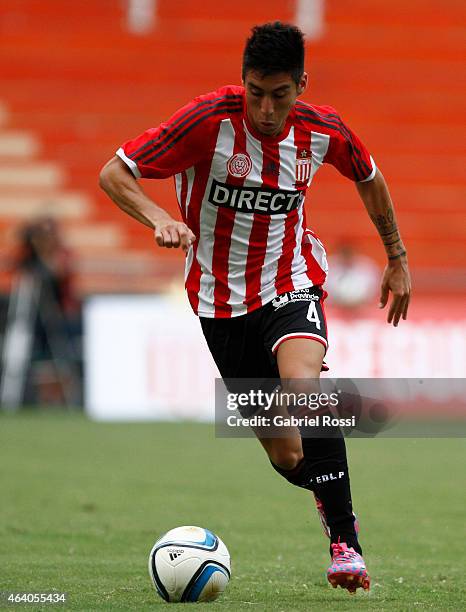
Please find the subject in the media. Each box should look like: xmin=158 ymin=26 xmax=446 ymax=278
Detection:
xmin=84 ymin=296 xmax=466 ymax=421
xmin=84 ymin=295 xmax=218 ymax=421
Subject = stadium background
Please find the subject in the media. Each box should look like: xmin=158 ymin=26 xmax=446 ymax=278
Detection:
xmin=1 ymin=0 xmax=464 ymax=416
xmin=1 ymin=2 xmax=465 ymax=609
xmin=1 ymin=0 xmax=465 ymax=293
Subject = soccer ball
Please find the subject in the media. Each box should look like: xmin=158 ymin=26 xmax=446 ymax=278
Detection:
xmin=148 ymin=526 xmax=231 ymax=603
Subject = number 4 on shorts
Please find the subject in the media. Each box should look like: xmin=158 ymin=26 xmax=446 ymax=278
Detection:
xmin=306 ymin=302 xmax=321 ymax=329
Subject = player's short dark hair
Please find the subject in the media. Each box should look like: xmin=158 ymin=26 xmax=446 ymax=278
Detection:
xmin=242 ymin=22 xmax=305 ymax=85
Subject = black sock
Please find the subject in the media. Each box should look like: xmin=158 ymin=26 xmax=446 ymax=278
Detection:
xmin=270 ymin=456 xmax=310 ymax=488
xmin=269 ymin=440 xmax=361 ymax=554
xmin=301 ymin=434 xmax=361 ymax=554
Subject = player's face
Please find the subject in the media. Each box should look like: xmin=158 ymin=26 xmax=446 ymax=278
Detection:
xmin=244 ymin=70 xmax=307 ymax=136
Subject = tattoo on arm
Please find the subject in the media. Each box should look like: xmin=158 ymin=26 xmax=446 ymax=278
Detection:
xmin=370 ymin=208 xmax=406 ymax=259
xmin=388 ymin=250 xmax=407 ymax=260
xmin=370 ymin=209 xmax=396 ymax=235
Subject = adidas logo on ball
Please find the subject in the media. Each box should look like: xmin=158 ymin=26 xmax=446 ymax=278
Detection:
xmin=167 ymin=549 xmax=184 ymax=561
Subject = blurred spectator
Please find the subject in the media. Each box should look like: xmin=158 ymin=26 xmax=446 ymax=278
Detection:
xmin=3 ymin=217 xmax=82 ymax=406
xmin=325 ymin=242 xmax=379 ymax=311
xmin=16 ymin=217 xmax=79 ymax=317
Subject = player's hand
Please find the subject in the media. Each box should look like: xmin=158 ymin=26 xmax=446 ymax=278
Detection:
xmin=378 ymin=256 xmax=411 ymax=326
xmin=154 ymin=219 xmax=196 ymax=253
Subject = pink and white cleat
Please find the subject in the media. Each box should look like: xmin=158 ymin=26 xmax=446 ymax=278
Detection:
xmin=327 ymin=541 xmax=370 ymax=593
xmin=313 ymin=494 xmax=360 ymax=539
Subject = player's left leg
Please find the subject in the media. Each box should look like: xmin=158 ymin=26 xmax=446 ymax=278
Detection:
xmin=276 ymin=338 xmax=369 ymax=592
xmin=276 ymin=339 xmax=358 ymax=546
xmin=257 ymin=288 xmax=370 ymax=592
xmin=277 ymin=338 xmax=369 ymax=592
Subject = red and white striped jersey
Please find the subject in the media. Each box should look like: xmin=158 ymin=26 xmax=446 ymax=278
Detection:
xmin=117 ymin=85 xmax=376 ymax=318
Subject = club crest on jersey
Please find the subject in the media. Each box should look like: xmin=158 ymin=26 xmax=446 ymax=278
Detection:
xmin=227 ymin=153 xmax=252 ymax=178
xmin=295 ymin=149 xmax=312 ymax=186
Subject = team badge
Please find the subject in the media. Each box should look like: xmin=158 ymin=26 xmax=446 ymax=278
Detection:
xmin=295 ymin=149 xmax=312 ymax=185
xmin=227 ymin=153 xmax=252 ymax=178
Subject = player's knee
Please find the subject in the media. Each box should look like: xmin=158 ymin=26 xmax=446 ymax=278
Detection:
xmin=269 ymin=447 xmax=303 ymax=470
xmin=278 ymin=357 xmax=323 ymax=385
xmin=281 ymin=376 xmax=321 ymax=397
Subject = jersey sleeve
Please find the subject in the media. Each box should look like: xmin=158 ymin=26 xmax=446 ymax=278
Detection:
xmin=116 ymin=94 xmax=221 ymax=179
xmin=322 ymin=108 xmax=376 ymax=182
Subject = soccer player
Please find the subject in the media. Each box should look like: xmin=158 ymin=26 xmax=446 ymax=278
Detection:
xmin=100 ymin=22 xmax=411 ymax=593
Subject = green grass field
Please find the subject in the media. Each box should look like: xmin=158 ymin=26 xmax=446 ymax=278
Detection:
xmin=1 ymin=411 xmax=464 ymax=611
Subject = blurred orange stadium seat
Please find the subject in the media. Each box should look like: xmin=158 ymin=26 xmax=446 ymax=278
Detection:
xmin=0 ymin=0 xmax=465 ymax=297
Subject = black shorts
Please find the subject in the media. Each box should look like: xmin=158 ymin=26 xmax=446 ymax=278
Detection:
xmin=200 ymin=287 xmax=328 ymax=390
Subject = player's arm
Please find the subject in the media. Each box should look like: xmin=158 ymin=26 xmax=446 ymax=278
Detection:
xmin=320 ymin=106 xmax=411 ymax=326
xmin=99 ymin=156 xmax=195 ymax=252
xmin=356 ymin=169 xmax=411 ymax=326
